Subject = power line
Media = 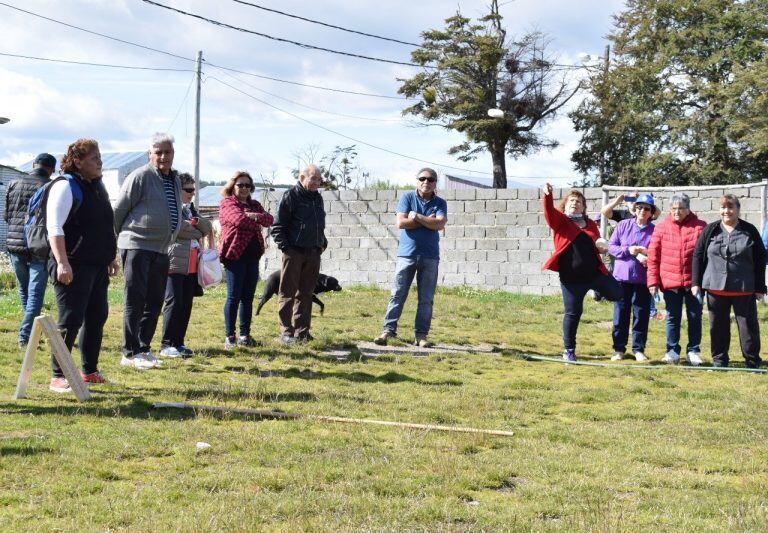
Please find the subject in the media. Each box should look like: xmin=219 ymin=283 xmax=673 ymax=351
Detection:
xmin=229 ymin=0 xmax=419 ymax=47
xmin=0 ymin=51 xmax=194 ymax=72
xmin=140 ymin=0 xmax=424 ymax=68
xmin=209 ymin=65 xmax=404 ymax=123
xmin=0 ymin=2 xmax=407 ymax=100
xmin=167 ymin=72 xmax=197 ymax=132
xmin=207 ymin=76 xmax=492 ymax=176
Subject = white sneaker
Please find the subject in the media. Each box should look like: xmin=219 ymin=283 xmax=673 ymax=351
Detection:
xmin=686 ymin=351 xmax=703 ymax=366
xmin=142 ymin=351 xmax=163 ymax=366
xmin=159 ymin=346 xmax=181 ymax=358
xmin=634 ymin=351 xmax=649 ymax=362
xmin=120 ymin=354 xmax=157 ymax=370
xmin=661 ymin=350 xmax=680 ymax=364
xmin=611 ymin=352 xmax=624 ymax=361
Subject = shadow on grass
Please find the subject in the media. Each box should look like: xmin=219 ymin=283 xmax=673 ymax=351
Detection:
xmin=0 ymin=444 xmax=56 ymax=456
xmin=0 ymin=397 xmax=191 ymax=421
xmin=182 ymin=388 xmax=317 ymax=403
xmin=276 ymin=367 xmax=463 ymax=386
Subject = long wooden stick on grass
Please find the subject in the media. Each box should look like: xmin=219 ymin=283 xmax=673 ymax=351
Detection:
xmin=153 ymin=402 xmax=514 ymax=437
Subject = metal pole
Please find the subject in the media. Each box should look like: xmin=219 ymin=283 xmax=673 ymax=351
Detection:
xmin=601 ymin=188 xmax=609 ymax=238
xmin=761 ymin=180 xmax=767 ymax=231
xmin=194 ymin=50 xmax=202 ymax=207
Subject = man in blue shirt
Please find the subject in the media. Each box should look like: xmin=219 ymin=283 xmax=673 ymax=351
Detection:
xmin=374 ymin=168 xmax=448 ymax=347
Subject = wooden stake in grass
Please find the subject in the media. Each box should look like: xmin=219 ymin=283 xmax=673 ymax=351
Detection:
xmin=153 ymin=402 xmax=514 ymax=437
xmin=13 ymin=315 xmax=90 ymax=402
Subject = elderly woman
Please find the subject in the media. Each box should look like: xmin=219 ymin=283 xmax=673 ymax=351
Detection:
xmin=608 ymin=194 xmax=658 ymax=362
xmin=46 ymin=139 xmax=119 ymax=392
xmin=542 ymin=183 xmax=622 ymax=361
xmin=647 ymin=193 xmax=706 ymax=365
xmin=159 ymin=173 xmax=212 ymax=358
xmin=692 ymin=195 xmax=766 ymax=368
xmin=219 ymin=171 xmax=273 ymax=349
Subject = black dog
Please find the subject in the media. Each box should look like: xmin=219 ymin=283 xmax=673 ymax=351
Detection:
xmin=255 ymin=271 xmax=342 ymax=316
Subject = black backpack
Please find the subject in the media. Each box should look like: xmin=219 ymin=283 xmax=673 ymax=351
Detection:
xmin=24 ymin=174 xmax=83 ymax=259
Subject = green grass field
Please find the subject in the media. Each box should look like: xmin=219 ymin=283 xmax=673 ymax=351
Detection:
xmin=1 ymin=278 xmax=767 ymax=531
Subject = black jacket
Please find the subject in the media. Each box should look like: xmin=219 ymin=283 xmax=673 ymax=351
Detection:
xmin=270 ymin=183 xmax=327 ymax=250
xmin=692 ymin=219 xmax=767 ymax=294
xmin=4 ymin=168 xmax=50 ymax=255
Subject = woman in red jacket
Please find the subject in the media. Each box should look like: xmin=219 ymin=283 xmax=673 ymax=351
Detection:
xmin=543 ymin=183 xmax=622 ymax=361
xmin=218 ymin=171 xmax=274 ymax=349
xmin=646 ymin=193 xmax=706 ymax=365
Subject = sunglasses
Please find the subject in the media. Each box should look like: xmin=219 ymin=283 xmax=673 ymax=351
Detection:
xmin=636 ymin=205 xmax=652 ymax=212
xmin=182 ymin=188 xmax=195 ymax=193
xmin=235 ymin=183 xmax=253 ymax=189
xmin=418 ymin=176 xmax=437 ymax=183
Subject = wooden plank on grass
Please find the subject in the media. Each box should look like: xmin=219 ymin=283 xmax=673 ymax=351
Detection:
xmin=154 ymin=402 xmax=514 ymax=437
xmin=38 ymin=317 xmax=90 ymax=401
xmin=12 ymin=316 xmax=43 ymax=400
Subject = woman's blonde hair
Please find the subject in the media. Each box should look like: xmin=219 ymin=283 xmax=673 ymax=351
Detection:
xmin=221 ymin=170 xmax=253 ymax=197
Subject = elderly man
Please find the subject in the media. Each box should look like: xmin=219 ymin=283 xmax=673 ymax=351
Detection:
xmin=113 ymin=133 xmax=181 ymax=369
xmin=4 ymin=153 xmax=55 ymax=346
xmin=270 ymin=165 xmax=327 ymax=344
xmin=374 ymin=168 xmax=447 ymax=348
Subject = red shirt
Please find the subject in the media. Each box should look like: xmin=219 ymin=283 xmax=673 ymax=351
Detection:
xmin=218 ymin=196 xmax=274 ymax=261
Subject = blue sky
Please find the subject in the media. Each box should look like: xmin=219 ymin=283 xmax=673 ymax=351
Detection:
xmin=0 ymin=0 xmax=625 ymax=186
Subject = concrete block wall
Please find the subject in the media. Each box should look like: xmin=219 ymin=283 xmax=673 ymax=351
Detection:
xmin=255 ymin=186 xmax=766 ymax=295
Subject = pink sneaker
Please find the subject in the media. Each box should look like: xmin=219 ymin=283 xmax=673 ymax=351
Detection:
xmin=81 ymin=371 xmax=108 ymax=384
xmin=49 ymin=377 xmax=71 ymax=393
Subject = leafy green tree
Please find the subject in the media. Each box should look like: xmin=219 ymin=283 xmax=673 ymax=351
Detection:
xmin=571 ymin=0 xmax=768 ymax=186
xmin=398 ymin=0 xmax=578 ymax=188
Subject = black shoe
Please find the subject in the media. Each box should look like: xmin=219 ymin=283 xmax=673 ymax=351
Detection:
xmin=238 ymin=335 xmax=259 ymax=347
xmin=177 ymin=345 xmax=194 ymax=358
xmin=712 ymin=360 xmax=728 ymax=368
xmin=296 ymin=333 xmax=315 ymax=342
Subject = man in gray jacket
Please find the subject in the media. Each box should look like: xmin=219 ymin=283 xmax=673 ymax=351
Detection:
xmin=113 ymin=133 xmax=181 ymax=369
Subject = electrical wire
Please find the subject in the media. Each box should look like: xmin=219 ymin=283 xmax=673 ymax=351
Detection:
xmin=209 ymin=65 xmax=404 ymax=123
xmin=207 ymin=75 xmax=492 ymax=175
xmin=167 ymin=72 xmax=197 ymax=132
xmin=0 ymin=51 xmax=194 ymax=72
xmin=229 ymin=0 xmax=419 ymax=47
xmin=141 ymin=0 xmax=425 ymax=68
xmin=0 ymin=2 xmax=408 ymax=100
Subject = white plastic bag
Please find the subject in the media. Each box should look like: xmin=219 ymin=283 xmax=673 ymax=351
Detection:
xmin=197 ymin=248 xmax=222 ymax=288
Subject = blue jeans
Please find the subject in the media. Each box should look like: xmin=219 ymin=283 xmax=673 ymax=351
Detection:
xmin=612 ymin=281 xmax=651 ymax=353
xmin=8 ymin=252 xmax=48 ymax=343
xmin=560 ymin=274 xmax=622 ymax=351
xmin=382 ymin=256 xmax=439 ymax=337
xmin=223 ymin=258 xmax=259 ymax=337
xmin=663 ymin=288 xmax=702 ymax=355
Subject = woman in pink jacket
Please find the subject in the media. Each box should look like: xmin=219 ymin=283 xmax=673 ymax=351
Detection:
xmin=218 ymin=171 xmax=274 ymax=349
xmin=646 ymin=193 xmax=706 ymax=365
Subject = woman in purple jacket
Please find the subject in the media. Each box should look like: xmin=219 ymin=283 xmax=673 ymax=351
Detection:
xmin=608 ymin=194 xmax=658 ymax=361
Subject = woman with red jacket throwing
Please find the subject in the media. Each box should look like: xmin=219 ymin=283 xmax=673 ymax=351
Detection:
xmin=543 ymin=183 xmax=622 ymax=361
xmin=218 ymin=171 xmax=274 ymax=349
xmin=646 ymin=193 xmax=706 ymax=365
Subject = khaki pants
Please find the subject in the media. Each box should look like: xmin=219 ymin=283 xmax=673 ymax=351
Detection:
xmin=278 ymin=247 xmax=321 ymax=336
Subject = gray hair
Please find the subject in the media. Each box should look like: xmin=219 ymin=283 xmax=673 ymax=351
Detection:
xmin=669 ymin=192 xmax=690 ymax=210
xmin=149 ymin=132 xmax=175 ymax=150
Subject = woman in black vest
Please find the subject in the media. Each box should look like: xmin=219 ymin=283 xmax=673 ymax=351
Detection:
xmin=47 ymin=139 xmax=119 ymax=393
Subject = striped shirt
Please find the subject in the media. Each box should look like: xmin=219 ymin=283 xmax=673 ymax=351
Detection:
xmin=163 ymin=175 xmax=179 ymax=232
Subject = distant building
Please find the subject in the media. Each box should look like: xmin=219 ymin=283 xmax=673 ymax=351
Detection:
xmin=443 ymin=173 xmax=535 ymax=190
xmin=19 ymin=151 xmax=148 ymax=201
xmin=0 ymin=164 xmax=29 ymax=251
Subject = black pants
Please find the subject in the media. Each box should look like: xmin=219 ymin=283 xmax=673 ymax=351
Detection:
xmin=162 ymin=273 xmax=197 ymax=348
xmin=707 ymin=293 xmax=761 ymax=368
xmin=52 ymin=263 xmax=109 ymax=377
xmin=560 ymin=274 xmax=622 ymax=351
xmin=121 ymin=249 xmax=169 ymax=356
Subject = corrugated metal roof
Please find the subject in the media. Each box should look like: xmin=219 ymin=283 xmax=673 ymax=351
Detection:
xmin=17 ymin=151 xmax=147 ymax=172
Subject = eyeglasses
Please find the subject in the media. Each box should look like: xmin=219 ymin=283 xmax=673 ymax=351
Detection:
xmin=636 ymin=205 xmax=652 ymax=212
xmin=418 ymin=176 xmax=437 ymax=183
xmin=182 ymin=188 xmax=195 ymax=193
xmin=235 ymin=183 xmax=253 ymax=189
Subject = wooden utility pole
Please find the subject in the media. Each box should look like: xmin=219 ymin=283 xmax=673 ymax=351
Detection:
xmin=194 ymin=50 xmax=202 ymax=207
